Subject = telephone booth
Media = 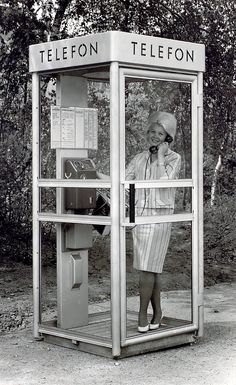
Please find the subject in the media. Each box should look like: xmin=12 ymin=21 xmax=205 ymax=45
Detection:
xmin=30 ymin=31 xmax=205 ymax=358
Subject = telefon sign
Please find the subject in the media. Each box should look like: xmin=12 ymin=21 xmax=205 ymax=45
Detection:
xmin=29 ymin=31 xmax=205 ymax=73
xmin=38 ymin=41 xmax=98 ymax=64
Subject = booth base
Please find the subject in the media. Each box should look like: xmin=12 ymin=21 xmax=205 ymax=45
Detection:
xmin=42 ymin=330 xmax=195 ymax=359
xmin=38 ymin=311 xmax=196 ymax=359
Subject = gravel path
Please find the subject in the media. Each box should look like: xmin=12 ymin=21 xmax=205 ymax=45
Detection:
xmin=0 ymin=282 xmax=235 ymax=385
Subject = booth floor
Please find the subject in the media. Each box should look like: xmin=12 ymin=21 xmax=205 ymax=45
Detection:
xmin=40 ymin=290 xmax=193 ymax=354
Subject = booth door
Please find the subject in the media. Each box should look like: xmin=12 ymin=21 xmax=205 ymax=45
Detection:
xmin=119 ymin=70 xmax=201 ymax=341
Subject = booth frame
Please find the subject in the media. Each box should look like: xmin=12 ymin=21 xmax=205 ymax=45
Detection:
xmin=31 ymin=32 xmax=204 ymax=358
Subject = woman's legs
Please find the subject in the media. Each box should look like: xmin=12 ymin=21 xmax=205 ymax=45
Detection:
xmin=138 ymin=271 xmax=155 ymax=327
xmin=150 ymin=273 xmax=162 ymax=324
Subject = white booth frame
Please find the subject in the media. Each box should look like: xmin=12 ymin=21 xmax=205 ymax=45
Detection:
xmin=32 ymin=61 xmax=204 ymax=358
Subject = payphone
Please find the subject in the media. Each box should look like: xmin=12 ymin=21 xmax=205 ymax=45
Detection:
xmin=64 ymin=158 xmax=96 ymax=210
xmin=64 ymin=158 xmax=96 ymax=251
xmin=31 ymin=31 xmax=205 ymax=358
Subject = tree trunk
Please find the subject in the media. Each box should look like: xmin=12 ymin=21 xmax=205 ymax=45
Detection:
xmin=50 ymin=0 xmax=72 ymax=41
xmin=210 ymin=154 xmax=222 ymax=206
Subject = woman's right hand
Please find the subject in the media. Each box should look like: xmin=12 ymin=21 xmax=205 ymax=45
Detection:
xmin=158 ymin=142 xmax=169 ymax=158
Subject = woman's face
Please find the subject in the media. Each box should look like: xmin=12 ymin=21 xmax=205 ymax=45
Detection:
xmin=146 ymin=123 xmax=167 ymax=147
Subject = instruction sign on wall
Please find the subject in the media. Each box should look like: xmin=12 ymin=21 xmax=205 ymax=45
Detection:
xmin=51 ymin=106 xmax=98 ymax=149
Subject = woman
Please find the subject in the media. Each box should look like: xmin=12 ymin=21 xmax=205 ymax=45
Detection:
xmin=126 ymin=111 xmax=181 ymax=332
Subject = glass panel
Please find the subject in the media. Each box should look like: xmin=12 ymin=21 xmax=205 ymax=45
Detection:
xmin=41 ymin=187 xmax=56 ymax=213
xmin=87 ymin=80 xmax=110 ymax=176
xmin=174 ymin=186 xmax=192 ymax=214
xmin=40 ymin=76 xmax=110 ymax=181
xmin=123 ymin=76 xmax=193 ymax=338
xmin=63 ymin=186 xmax=111 ymax=218
xmin=124 ymin=186 xmax=192 ymax=219
xmin=125 ymin=221 xmax=192 ymax=337
xmin=40 ymin=77 xmax=56 ymax=180
xmin=124 ymin=77 xmax=192 ymax=179
xmin=39 ymin=74 xmax=111 ymax=217
xmin=40 ymin=71 xmax=112 ymax=340
xmin=41 ymin=223 xmax=111 ymax=340
xmin=41 ymin=223 xmax=57 ymax=324
xmin=40 ymin=187 xmax=111 ymax=218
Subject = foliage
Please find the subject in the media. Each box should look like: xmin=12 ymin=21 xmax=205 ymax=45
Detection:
xmin=87 ymin=82 xmax=110 ymax=174
xmin=0 ymin=0 xmax=235 ymax=265
xmin=204 ymin=194 xmax=236 ymax=263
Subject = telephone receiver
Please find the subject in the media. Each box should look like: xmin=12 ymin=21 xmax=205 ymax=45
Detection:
xmin=149 ymin=134 xmax=173 ymax=154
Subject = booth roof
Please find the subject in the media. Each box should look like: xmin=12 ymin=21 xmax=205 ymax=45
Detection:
xmin=29 ymin=31 xmax=205 ymax=74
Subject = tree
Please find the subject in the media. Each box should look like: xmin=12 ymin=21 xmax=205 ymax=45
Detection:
xmin=0 ymin=0 xmax=235 ymax=263
xmin=0 ymin=0 xmax=65 ymax=261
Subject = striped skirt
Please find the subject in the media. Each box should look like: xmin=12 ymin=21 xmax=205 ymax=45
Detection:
xmin=132 ymin=207 xmax=173 ymax=273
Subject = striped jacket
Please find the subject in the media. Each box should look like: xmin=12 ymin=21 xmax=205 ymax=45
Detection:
xmin=126 ymin=149 xmax=181 ymax=210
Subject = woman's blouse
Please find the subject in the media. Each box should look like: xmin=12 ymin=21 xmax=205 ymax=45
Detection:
xmin=126 ymin=149 xmax=181 ymax=209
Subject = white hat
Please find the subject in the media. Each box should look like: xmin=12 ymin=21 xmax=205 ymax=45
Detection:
xmin=147 ymin=111 xmax=177 ymax=140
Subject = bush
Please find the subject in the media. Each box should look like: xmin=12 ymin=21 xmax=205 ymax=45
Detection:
xmin=204 ymin=194 xmax=236 ymax=263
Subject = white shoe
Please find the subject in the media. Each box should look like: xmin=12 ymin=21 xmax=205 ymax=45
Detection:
xmin=138 ymin=324 xmax=149 ymax=333
xmin=149 ymin=318 xmax=162 ymax=330
xmin=149 ymin=322 xmax=160 ymax=330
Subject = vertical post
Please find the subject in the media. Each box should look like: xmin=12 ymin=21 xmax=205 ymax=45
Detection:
xmin=56 ymin=75 xmax=89 ymax=328
xmin=191 ymin=78 xmax=199 ymax=327
xmin=110 ymin=62 xmax=121 ymax=357
xmin=32 ymin=72 xmax=41 ymax=339
xmin=119 ymin=70 xmax=127 ymax=345
xmin=197 ymin=72 xmax=204 ymax=337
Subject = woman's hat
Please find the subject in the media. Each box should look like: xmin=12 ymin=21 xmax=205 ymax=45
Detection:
xmin=147 ymin=111 xmax=177 ymax=140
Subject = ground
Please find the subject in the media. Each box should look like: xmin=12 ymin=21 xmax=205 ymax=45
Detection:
xmin=0 ymin=281 xmax=235 ymax=385
xmin=0 ymin=233 xmax=235 ymax=384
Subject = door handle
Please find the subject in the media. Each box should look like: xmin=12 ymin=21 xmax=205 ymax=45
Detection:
xmin=129 ymin=184 xmax=135 ymax=223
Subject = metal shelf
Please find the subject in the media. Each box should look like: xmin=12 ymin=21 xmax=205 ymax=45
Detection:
xmin=38 ymin=178 xmax=111 ymax=188
xmin=38 ymin=212 xmax=111 ymax=225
